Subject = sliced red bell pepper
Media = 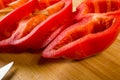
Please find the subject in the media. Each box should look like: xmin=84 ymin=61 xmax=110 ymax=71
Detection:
xmin=0 ymin=0 xmax=38 ymax=40
xmin=42 ymin=0 xmax=120 ymax=59
xmin=0 ymin=0 xmax=38 ymax=52
xmin=10 ymin=0 xmax=72 ymax=51
xmin=42 ymin=13 xmax=120 ymax=59
xmin=0 ymin=0 xmax=72 ymax=52
xmin=75 ymin=0 xmax=120 ymax=16
xmin=0 ymin=0 xmax=31 ymax=21
xmin=0 ymin=0 xmax=119 ymax=61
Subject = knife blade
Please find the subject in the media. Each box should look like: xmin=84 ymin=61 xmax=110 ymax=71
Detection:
xmin=0 ymin=62 xmax=14 ymax=80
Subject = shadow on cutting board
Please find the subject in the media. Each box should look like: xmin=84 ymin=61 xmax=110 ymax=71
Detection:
xmin=0 ymin=52 xmax=75 ymax=66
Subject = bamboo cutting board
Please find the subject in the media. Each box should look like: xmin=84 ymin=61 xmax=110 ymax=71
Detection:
xmin=0 ymin=0 xmax=120 ymax=80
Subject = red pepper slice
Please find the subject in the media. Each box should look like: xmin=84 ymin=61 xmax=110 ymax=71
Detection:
xmin=0 ymin=0 xmax=38 ymax=40
xmin=0 ymin=0 xmax=38 ymax=52
xmin=0 ymin=0 xmax=28 ymax=19
xmin=42 ymin=14 xmax=120 ymax=59
xmin=74 ymin=0 xmax=120 ymax=23
xmin=0 ymin=0 xmax=72 ymax=52
xmin=42 ymin=0 xmax=120 ymax=59
xmin=11 ymin=0 xmax=72 ymax=51
xmin=75 ymin=0 xmax=120 ymax=16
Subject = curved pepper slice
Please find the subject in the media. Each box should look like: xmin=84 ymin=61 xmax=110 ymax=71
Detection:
xmin=0 ymin=0 xmax=38 ymax=52
xmin=13 ymin=1 xmax=65 ymax=39
xmin=0 ymin=0 xmax=72 ymax=52
xmin=0 ymin=0 xmax=38 ymax=40
xmin=42 ymin=14 xmax=120 ymax=59
xmin=11 ymin=0 xmax=72 ymax=51
xmin=0 ymin=0 xmax=28 ymax=18
xmin=42 ymin=0 xmax=120 ymax=59
xmin=75 ymin=0 xmax=120 ymax=16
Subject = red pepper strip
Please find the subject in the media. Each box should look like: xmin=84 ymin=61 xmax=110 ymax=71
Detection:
xmin=12 ymin=1 xmax=65 ymax=39
xmin=0 ymin=0 xmax=38 ymax=40
xmin=42 ymin=0 xmax=120 ymax=59
xmin=74 ymin=0 xmax=120 ymax=27
xmin=75 ymin=0 xmax=120 ymax=16
xmin=42 ymin=14 xmax=120 ymax=59
xmin=9 ymin=0 xmax=72 ymax=51
xmin=0 ymin=0 xmax=38 ymax=52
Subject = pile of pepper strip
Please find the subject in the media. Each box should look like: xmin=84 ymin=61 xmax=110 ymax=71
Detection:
xmin=0 ymin=0 xmax=120 ymax=60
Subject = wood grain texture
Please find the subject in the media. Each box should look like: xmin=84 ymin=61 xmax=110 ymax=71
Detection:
xmin=0 ymin=0 xmax=120 ymax=80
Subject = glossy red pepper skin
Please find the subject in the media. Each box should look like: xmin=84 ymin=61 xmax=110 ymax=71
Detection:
xmin=9 ymin=0 xmax=72 ymax=51
xmin=0 ymin=0 xmax=38 ymax=52
xmin=42 ymin=13 xmax=120 ymax=59
xmin=42 ymin=0 xmax=120 ymax=59
xmin=0 ymin=0 xmax=72 ymax=52
xmin=0 ymin=0 xmax=38 ymax=40
xmin=0 ymin=0 xmax=120 ymax=61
